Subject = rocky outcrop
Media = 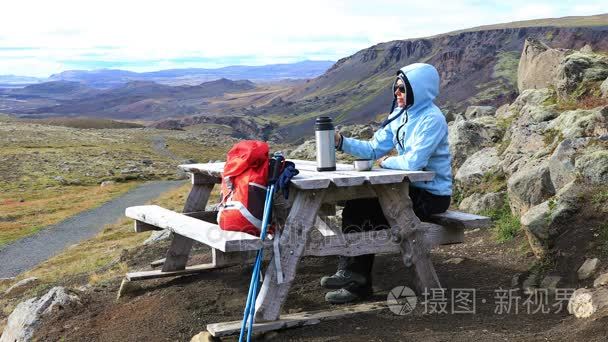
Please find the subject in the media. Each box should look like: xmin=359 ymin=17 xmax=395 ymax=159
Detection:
xmin=151 ymin=115 xmax=278 ymax=141
xmin=555 ymin=52 xmax=608 ymax=100
xmin=288 ymin=140 xmax=316 ymax=161
xmin=1 ymin=287 xmax=80 ymax=342
xmin=458 ymin=192 xmax=505 ymax=215
xmin=520 ymin=181 xmax=580 ymax=257
xmin=547 ymin=106 xmax=608 ymax=139
xmin=575 ymin=150 xmax=608 ymax=185
xmin=463 ymin=106 xmax=496 ymax=120
xmin=548 ymin=138 xmax=591 ymax=190
xmin=507 ymin=161 xmax=555 ymax=216
xmin=336 ymin=124 xmax=377 ymax=140
xmin=455 ymin=147 xmax=500 ymax=186
xmin=518 ymin=38 xmax=568 ymax=92
xmin=448 ymin=116 xmax=504 ymax=169
xmin=601 ymin=77 xmax=608 ymax=97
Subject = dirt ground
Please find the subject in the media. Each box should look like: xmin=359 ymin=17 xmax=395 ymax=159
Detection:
xmin=32 ymin=226 xmax=608 ymax=342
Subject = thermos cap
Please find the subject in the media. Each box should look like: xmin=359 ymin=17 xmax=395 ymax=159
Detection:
xmin=315 ymin=116 xmax=334 ymax=131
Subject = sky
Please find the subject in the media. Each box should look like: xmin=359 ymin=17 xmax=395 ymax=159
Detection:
xmin=0 ymin=0 xmax=606 ymax=77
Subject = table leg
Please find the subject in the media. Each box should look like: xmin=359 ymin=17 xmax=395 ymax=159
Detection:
xmin=254 ymin=189 xmax=325 ymax=322
xmin=375 ymin=182 xmax=441 ymax=293
xmin=162 ymin=176 xmax=214 ymax=272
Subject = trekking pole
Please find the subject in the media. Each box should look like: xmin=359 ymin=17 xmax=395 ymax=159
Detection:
xmin=239 ymin=152 xmax=284 ymax=342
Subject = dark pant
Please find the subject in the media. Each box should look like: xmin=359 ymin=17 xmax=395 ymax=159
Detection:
xmin=338 ymin=186 xmax=451 ymax=290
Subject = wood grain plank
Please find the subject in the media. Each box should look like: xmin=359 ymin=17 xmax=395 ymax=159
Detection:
xmin=305 ymin=223 xmax=463 ymax=257
xmin=207 ymin=301 xmax=387 ymax=337
xmin=375 ymin=182 xmax=442 ymax=292
xmin=429 ymin=210 xmax=491 ymax=229
xmin=254 ymin=189 xmax=326 ymax=322
xmin=126 ymin=205 xmax=270 ymax=252
xmin=126 ymin=263 xmax=219 ymax=281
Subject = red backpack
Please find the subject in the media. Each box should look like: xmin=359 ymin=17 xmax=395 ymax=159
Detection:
xmin=217 ymin=140 xmax=269 ymax=236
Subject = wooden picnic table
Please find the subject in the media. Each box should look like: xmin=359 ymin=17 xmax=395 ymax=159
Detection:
xmin=125 ymin=159 xmax=491 ymax=336
xmin=177 ymin=159 xmax=443 ymax=322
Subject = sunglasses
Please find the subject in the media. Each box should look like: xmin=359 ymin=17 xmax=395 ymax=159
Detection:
xmin=393 ymin=83 xmax=406 ymax=93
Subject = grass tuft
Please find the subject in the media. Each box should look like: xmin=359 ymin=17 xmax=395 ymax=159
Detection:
xmin=481 ymin=194 xmax=521 ymax=242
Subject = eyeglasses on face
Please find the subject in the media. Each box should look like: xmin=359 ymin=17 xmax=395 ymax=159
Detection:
xmin=393 ymin=83 xmax=405 ymax=94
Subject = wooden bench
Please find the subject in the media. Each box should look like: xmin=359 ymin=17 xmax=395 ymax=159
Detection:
xmin=124 ymin=204 xmax=490 ymax=281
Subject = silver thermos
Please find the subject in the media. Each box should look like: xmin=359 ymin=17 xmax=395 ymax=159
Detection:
xmin=315 ymin=116 xmax=336 ymax=171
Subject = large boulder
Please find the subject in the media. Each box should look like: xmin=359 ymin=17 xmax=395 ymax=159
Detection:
xmin=510 ymin=88 xmax=555 ymax=113
xmin=507 ymin=161 xmax=556 ymax=216
xmin=448 ymin=116 xmax=503 ymax=169
xmin=288 ymin=139 xmax=316 ymax=160
xmin=521 ymin=183 xmax=580 ymax=258
xmin=517 ymin=38 xmax=568 ymax=92
xmin=463 ymin=106 xmax=496 ymax=120
xmin=337 ymin=124 xmax=376 ymax=140
xmin=548 ymin=138 xmax=590 ymax=191
xmin=1 ymin=287 xmax=80 ymax=342
xmin=455 ymin=147 xmax=500 ymax=187
xmin=458 ymin=192 xmax=506 ymax=215
xmin=554 ymin=51 xmax=608 ymax=100
xmin=575 ymin=150 xmax=608 ymax=185
xmin=547 ymin=106 xmax=608 ymax=139
xmin=497 ymin=89 xmax=557 ymax=176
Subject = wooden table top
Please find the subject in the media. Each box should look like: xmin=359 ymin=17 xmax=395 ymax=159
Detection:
xmin=179 ymin=159 xmax=435 ymax=190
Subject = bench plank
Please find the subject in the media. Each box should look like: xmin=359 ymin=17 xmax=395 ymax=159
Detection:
xmin=126 ymin=205 xmax=270 ymax=252
xmin=429 ymin=210 xmax=491 ymax=229
xmin=126 ymin=263 xmax=218 ymax=281
xmin=207 ymin=301 xmax=387 ymax=337
xmin=305 ymin=222 xmax=463 ymax=257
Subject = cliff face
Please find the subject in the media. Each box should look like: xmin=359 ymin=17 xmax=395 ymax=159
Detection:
xmin=270 ymin=25 xmax=608 ymax=141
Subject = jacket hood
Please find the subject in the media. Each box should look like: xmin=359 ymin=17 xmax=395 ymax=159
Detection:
xmin=399 ymin=63 xmax=439 ymax=114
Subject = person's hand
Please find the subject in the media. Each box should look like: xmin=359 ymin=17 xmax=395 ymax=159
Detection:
xmin=377 ymin=155 xmax=390 ymax=167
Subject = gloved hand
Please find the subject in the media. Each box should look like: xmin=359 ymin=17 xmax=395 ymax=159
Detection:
xmin=276 ymin=161 xmax=299 ymax=199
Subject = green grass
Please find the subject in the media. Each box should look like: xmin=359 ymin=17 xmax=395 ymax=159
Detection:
xmin=460 ymin=171 xmax=508 ymax=199
xmin=0 ymin=120 xmax=235 ymax=244
xmin=543 ymin=128 xmax=564 ymax=146
xmin=592 ymin=188 xmax=608 ymax=205
xmin=598 ymin=223 xmax=608 ymax=257
xmin=0 ymin=183 xmax=194 ymax=304
xmin=481 ymin=194 xmax=521 ymax=242
xmin=493 ymin=51 xmax=520 ymax=86
xmin=0 ymin=183 xmax=138 ymax=246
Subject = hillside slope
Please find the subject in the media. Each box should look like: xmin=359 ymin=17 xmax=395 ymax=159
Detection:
xmin=260 ymin=22 xmax=608 ymax=141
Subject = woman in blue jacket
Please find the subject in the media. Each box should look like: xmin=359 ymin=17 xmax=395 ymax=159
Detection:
xmin=322 ymin=63 xmax=453 ymax=304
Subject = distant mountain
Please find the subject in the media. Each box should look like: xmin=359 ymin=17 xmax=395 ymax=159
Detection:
xmin=47 ymin=60 xmax=334 ymax=88
xmin=23 ymin=78 xmax=256 ymax=119
xmin=0 ymin=75 xmax=43 ymax=87
xmin=3 ymin=81 xmax=100 ymax=100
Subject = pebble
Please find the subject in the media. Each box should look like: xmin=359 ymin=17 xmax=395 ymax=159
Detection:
xmin=443 ymin=257 xmax=465 ymax=265
xmin=578 ymin=258 xmax=599 ymax=280
xmin=593 ymin=273 xmax=608 ymax=287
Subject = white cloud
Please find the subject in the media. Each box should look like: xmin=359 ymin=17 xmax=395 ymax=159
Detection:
xmin=0 ymin=0 xmax=605 ymax=76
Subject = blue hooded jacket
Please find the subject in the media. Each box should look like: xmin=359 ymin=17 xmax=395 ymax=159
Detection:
xmin=341 ymin=63 xmax=453 ymax=196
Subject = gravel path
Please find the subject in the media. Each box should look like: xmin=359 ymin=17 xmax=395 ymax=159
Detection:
xmin=0 ymin=180 xmax=185 ymax=277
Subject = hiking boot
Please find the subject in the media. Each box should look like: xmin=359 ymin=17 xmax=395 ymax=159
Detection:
xmin=320 ymin=269 xmax=367 ymax=289
xmin=325 ymin=286 xmax=372 ymax=304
